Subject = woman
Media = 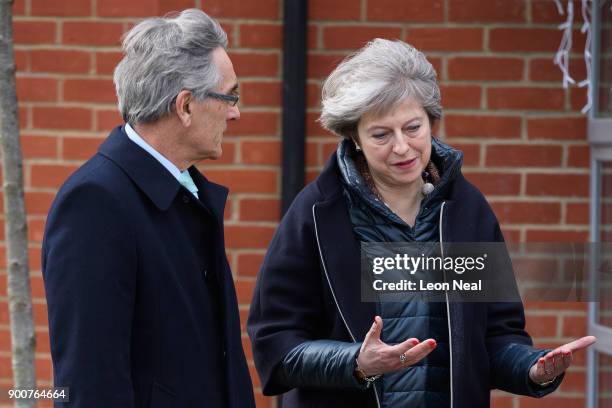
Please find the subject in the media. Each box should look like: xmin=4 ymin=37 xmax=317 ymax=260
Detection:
xmin=247 ymin=39 xmax=594 ymax=408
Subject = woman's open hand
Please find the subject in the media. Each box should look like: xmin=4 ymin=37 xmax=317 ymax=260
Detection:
xmin=529 ymin=336 xmax=597 ymax=385
xmin=356 ymin=316 xmax=437 ymax=376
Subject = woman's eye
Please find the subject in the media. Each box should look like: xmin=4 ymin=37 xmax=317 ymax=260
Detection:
xmin=372 ymin=133 xmax=387 ymax=139
xmin=405 ymin=125 xmax=420 ymax=132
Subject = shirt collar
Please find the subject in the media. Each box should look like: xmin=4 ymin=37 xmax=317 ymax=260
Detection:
xmin=124 ymin=122 xmax=182 ymax=182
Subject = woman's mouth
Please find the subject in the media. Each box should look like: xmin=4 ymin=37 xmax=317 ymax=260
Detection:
xmin=393 ymin=158 xmax=418 ymax=169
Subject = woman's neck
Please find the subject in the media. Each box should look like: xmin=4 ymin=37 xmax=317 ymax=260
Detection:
xmin=373 ymin=178 xmax=424 ymax=227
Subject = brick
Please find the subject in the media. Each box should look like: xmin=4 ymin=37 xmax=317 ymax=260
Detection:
xmin=566 ymin=202 xmax=589 ymax=224
xmin=527 ymin=229 xmax=589 ymax=243
xmin=16 ymin=77 xmax=57 ymax=102
xmin=32 ymin=0 xmax=91 ymax=16
xmin=30 ymin=272 xmax=45 ymax=297
xmin=570 ymin=87 xmax=588 ymax=111
xmin=444 ymin=115 xmax=521 ymax=139
xmin=307 ymin=83 xmax=321 ymax=108
xmin=449 ymin=0 xmax=525 ymax=22
xmin=490 ymin=396 xmax=512 ymax=408
xmin=158 ymin=0 xmax=197 ymax=14
xmin=306 ymin=112 xmax=331 ymax=137
xmin=567 ymin=145 xmax=589 ymax=168
xmin=240 ymin=24 xmax=282 ymax=49
xmin=449 ymin=143 xmax=479 ymax=166
xmin=527 ymin=117 xmax=586 ymax=140
xmin=14 ymin=0 xmax=25 ymax=15
xmin=201 ymin=0 xmax=279 ymax=19
xmin=241 ymin=140 xmax=280 ymax=165
xmin=225 ymin=226 xmax=276 ymax=249
xmin=406 ymin=28 xmax=482 ymax=51
xmin=32 ymin=301 xmax=48 ymax=326
xmin=14 ymin=49 xmax=28 ymax=72
xmin=490 ymin=28 xmax=560 ymax=52
xmin=448 ymin=57 xmax=523 ymax=81
xmin=63 ymin=22 xmax=123 ymax=46
xmin=229 ymin=52 xmax=279 ymax=77
xmin=96 ymin=109 xmax=123 ymax=132
xmin=558 ymin=370 xmax=586 ymax=393
xmin=322 ymin=141 xmax=340 ymax=161
xmin=64 ymin=79 xmax=116 ymax=103
xmin=487 ymin=88 xmax=564 ymax=111
xmin=21 ymin=134 xmax=57 ymax=159
xmin=525 ymin=314 xmax=557 ymax=338
xmin=239 ymin=199 xmax=280 ymax=222
xmin=306 ymin=141 xmax=320 ymax=166
xmin=204 ymin=170 xmax=277 ymax=193
xmin=29 ymin=219 xmax=46 ymax=243
xmin=490 ymin=202 xmax=561 ymax=224
xmin=97 ymin=0 xmax=158 ymax=16
xmin=30 ymin=164 xmax=78 ymax=188
xmin=526 ymin=174 xmax=589 ymax=197
xmin=309 ymin=0 xmax=360 ymax=20
xmin=520 ymin=397 xmax=585 ymax=408
xmin=13 ymin=21 xmax=56 ymax=44
xmin=439 ymin=85 xmax=480 ymax=109
xmin=367 ymin=0 xmax=443 ymax=22
xmin=25 ymin=192 xmax=55 ymax=216
xmin=96 ymin=52 xmax=122 ymax=75
xmin=529 ymin=58 xmax=587 ymax=82
xmin=562 ymin=315 xmax=586 ymax=338
xmin=31 ymin=50 xmax=90 ymax=74
xmin=225 ymin=112 xmax=278 ymax=136
xmin=19 ymin=106 xmax=28 ymax=129
xmin=33 ymin=107 xmax=91 ymax=130
xmin=62 ymin=137 xmax=104 ymax=160
xmin=322 ymin=26 xmax=402 ymax=50
xmin=241 ymin=81 xmax=281 ymax=107
xmin=236 ymin=253 xmax=265 ymax=277
xmin=463 ymin=172 xmax=521 ymax=196
xmin=307 ymin=53 xmax=345 ymax=79
xmin=213 ymin=141 xmax=236 ymax=165
xmin=485 ymin=145 xmax=562 ymax=167
xmin=532 ymin=0 xmax=579 ymax=23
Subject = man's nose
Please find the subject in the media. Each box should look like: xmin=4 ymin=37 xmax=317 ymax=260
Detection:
xmin=227 ymin=105 xmax=240 ymax=121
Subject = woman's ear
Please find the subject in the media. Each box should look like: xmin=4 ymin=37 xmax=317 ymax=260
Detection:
xmin=175 ymin=90 xmax=193 ymax=127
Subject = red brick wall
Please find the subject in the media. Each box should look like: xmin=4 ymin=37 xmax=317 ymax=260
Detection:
xmin=0 ymin=0 xmax=594 ymax=407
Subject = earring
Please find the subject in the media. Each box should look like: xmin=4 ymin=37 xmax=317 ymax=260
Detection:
xmin=355 ymin=144 xmax=361 ymax=152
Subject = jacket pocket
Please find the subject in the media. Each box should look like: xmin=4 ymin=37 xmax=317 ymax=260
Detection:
xmin=149 ymin=381 xmax=176 ymax=408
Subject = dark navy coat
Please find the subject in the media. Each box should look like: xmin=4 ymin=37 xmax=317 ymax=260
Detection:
xmin=248 ymin=153 xmax=560 ymax=408
xmin=43 ymin=126 xmax=255 ymax=408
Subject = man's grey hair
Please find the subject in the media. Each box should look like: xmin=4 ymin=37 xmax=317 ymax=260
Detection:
xmin=113 ymin=8 xmax=228 ymax=124
xmin=319 ymin=38 xmax=441 ymax=139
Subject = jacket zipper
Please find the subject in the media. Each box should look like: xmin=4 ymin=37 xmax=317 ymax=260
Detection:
xmin=439 ymin=201 xmax=454 ymax=408
xmin=312 ymin=203 xmax=382 ymax=408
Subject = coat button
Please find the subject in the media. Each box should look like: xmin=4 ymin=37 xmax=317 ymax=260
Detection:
xmin=203 ymin=268 xmax=208 ymax=278
xmin=182 ymin=195 xmax=190 ymax=204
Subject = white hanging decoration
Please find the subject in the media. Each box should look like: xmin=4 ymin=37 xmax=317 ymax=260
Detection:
xmin=554 ymin=0 xmax=612 ymax=114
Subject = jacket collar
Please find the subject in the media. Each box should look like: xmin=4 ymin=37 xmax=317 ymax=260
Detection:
xmin=97 ymin=125 xmax=227 ymax=218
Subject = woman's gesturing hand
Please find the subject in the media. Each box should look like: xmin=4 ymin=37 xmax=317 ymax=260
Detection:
xmin=529 ymin=336 xmax=597 ymax=385
xmin=356 ymin=316 xmax=437 ymax=376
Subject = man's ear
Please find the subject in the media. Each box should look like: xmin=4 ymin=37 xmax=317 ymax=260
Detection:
xmin=175 ymin=90 xmax=193 ymax=126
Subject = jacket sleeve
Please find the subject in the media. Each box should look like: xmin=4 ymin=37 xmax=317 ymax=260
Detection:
xmin=42 ymin=182 xmax=137 ymax=407
xmin=247 ymin=189 xmax=340 ymax=395
xmin=486 ymin=222 xmax=563 ymax=397
xmin=274 ymin=340 xmax=367 ymax=390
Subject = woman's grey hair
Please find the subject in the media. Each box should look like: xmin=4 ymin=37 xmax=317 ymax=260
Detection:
xmin=113 ymin=9 xmax=228 ymax=124
xmin=319 ymin=38 xmax=441 ymax=139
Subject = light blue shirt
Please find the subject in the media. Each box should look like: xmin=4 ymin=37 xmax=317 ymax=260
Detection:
xmin=124 ymin=123 xmax=198 ymax=198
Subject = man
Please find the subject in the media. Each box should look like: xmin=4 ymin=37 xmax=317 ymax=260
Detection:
xmin=42 ymin=9 xmax=254 ymax=407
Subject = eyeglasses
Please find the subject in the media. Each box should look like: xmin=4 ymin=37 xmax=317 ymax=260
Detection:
xmin=206 ymin=91 xmax=239 ymax=107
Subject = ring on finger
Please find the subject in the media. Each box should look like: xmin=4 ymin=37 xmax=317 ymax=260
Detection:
xmin=399 ymin=353 xmax=407 ymax=364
